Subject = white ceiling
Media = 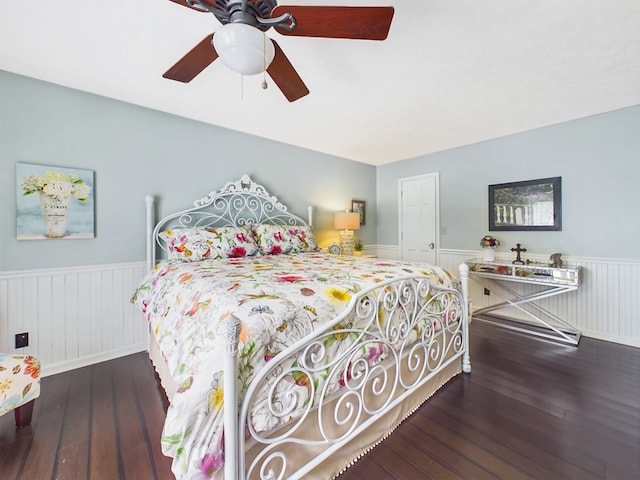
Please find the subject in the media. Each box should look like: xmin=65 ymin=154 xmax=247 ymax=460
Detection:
xmin=1 ymin=1 xmax=639 ymax=166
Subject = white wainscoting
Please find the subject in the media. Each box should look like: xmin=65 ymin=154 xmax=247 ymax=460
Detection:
xmin=1 ymin=251 xmax=637 ymax=378
xmin=376 ymin=245 xmax=640 ymax=348
xmin=0 ymin=262 xmax=149 ymax=377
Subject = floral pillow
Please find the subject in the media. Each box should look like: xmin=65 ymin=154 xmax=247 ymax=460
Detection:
xmin=253 ymin=224 xmax=318 ymax=255
xmin=287 ymin=226 xmax=318 ymax=253
xmin=159 ymin=228 xmax=218 ymax=261
xmin=159 ymin=226 xmax=260 ymax=261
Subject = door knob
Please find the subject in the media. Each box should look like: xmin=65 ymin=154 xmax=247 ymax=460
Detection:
xmin=428 ymin=242 xmax=435 ymax=250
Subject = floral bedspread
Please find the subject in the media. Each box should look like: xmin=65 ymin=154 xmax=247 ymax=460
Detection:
xmin=132 ymin=252 xmax=456 ymax=479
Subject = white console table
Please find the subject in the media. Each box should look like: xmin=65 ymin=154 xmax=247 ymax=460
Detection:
xmin=466 ymin=259 xmax=582 ymax=345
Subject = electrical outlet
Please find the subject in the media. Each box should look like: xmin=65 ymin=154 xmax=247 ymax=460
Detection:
xmin=483 ymin=288 xmax=490 ymax=296
xmin=15 ymin=332 xmax=29 ymax=349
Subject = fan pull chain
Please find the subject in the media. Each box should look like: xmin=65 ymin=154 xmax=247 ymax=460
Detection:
xmin=262 ymin=34 xmax=268 ymax=90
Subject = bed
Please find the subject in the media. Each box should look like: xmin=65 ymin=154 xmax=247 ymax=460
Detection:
xmin=132 ymin=175 xmax=471 ymax=480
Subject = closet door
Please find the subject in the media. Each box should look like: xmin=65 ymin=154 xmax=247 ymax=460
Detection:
xmin=399 ymin=173 xmax=439 ymax=265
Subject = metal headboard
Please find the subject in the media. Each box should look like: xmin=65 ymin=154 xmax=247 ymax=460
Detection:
xmin=145 ymin=175 xmax=313 ymax=269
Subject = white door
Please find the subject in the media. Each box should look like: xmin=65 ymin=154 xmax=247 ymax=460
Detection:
xmin=399 ymin=173 xmax=439 ymax=264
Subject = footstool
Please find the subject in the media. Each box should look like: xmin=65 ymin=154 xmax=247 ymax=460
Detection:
xmin=0 ymin=354 xmax=41 ymax=428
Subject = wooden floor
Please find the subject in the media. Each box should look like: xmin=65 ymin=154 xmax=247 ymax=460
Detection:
xmin=1 ymin=321 xmax=639 ymax=479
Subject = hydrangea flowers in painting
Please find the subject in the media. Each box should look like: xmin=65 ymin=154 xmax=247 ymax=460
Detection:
xmin=21 ymin=170 xmax=91 ymax=202
xmin=16 ymin=163 xmax=95 ymax=240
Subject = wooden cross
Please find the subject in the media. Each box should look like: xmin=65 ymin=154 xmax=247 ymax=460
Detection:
xmin=511 ymin=243 xmax=527 ymax=265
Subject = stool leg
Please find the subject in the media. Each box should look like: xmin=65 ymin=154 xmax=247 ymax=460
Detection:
xmin=14 ymin=399 xmax=36 ymax=428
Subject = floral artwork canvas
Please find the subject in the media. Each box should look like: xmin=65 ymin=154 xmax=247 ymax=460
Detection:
xmin=16 ymin=163 xmax=95 ymax=240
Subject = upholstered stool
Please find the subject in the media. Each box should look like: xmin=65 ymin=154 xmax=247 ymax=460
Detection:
xmin=0 ymin=354 xmax=41 ymax=428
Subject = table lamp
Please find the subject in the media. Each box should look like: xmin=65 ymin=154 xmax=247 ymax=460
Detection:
xmin=334 ymin=211 xmax=361 ymax=255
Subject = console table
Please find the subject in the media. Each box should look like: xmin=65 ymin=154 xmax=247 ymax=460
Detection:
xmin=466 ymin=259 xmax=582 ymax=345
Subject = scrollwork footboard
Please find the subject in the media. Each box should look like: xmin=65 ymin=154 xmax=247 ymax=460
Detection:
xmin=224 ymin=271 xmax=469 ymax=480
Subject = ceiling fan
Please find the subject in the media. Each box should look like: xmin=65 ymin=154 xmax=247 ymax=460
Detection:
xmin=163 ymin=0 xmax=395 ymax=102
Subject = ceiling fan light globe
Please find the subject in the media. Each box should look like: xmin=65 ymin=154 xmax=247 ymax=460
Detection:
xmin=213 ymin=24 xmax=275 ymax=75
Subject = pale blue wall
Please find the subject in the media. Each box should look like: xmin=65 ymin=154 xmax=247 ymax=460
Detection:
xmin=0 ymin=71 xmax=376 ymax=270
xmin=376 ymin=105 xmax=640 ymax=259
xmin=3 ymin=70 xmax=639 ymax=270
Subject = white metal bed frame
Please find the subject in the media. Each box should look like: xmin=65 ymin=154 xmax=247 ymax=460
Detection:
xmin=144 ymin=175 xmax=471 ymax=479
xmin=145 ymin=174 xmax=314 ymax=269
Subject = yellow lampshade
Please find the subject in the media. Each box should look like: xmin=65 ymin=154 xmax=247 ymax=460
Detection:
xmin=334 ymin=212 xmax=360 ymax=231
xmin=334 ymin=211 xmax=360 ymax=255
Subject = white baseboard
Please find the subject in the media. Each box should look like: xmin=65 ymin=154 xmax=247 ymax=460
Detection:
xmin=41 ymin=342 xmax=148 ymax=377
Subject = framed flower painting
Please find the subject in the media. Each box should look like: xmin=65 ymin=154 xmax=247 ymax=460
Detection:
xmin=16 ymin=163 xmax=95 ymax=240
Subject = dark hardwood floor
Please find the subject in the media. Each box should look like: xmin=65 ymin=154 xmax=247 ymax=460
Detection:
xmin=1 ymin=321 xmax=639 ymax=479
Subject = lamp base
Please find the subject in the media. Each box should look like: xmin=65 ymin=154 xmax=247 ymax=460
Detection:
xmin=339 ymin=230 xmax=355 ymax=256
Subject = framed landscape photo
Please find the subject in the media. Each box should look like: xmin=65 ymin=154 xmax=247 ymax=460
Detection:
xmin=489 ymin=177 xmax=561 ymax=231
xmin=351 ymin=199 xmax=366 ymax=226
xmin=16 ymin=163 xmax=95 ymax=240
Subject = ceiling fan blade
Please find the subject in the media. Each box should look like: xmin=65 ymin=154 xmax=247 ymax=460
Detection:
xmin=168 ymin=0 xmax=216 ymax=12
xmin=267 ymin=40 xmax=309 ymax=102
xmin=163 ymin=33 xmax=219 ymax=82
xmin=272 ymin=6 xmax=394 ymax=40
